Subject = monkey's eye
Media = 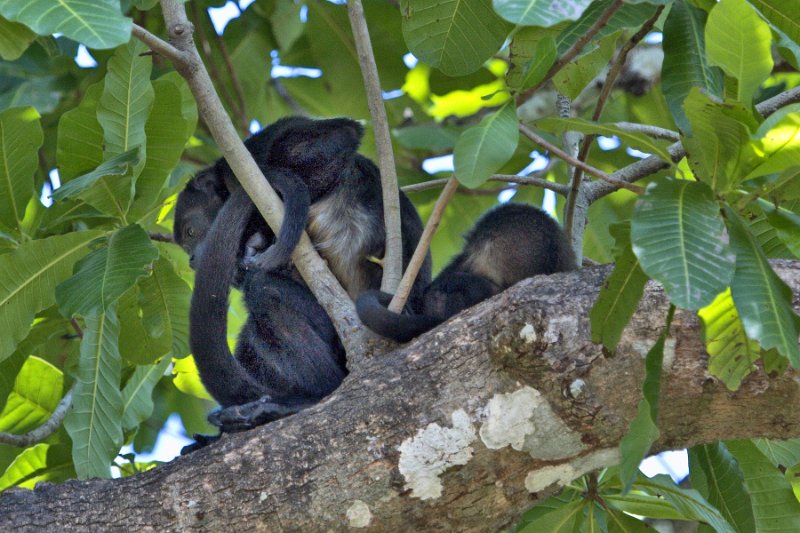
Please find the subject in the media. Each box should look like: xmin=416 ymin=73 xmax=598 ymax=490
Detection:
xmin=187 ymin=227 xmax=195 ymax=238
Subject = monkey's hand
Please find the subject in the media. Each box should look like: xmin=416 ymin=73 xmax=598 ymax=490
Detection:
xmin=242 ymin=232 xmax=291 ymax=272
xmin=208 ymin=396 xmax=313 ymax=432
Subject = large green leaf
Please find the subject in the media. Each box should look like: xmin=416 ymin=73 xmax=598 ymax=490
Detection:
xmin=117 ymin=286 xmax=170 ymax=365
xmin=138 ymin=257 xmax=192 ymax=359
xmin=552 ymin=31 xmax=618 ymax=100
xmin=758 ymin=199 xmax=800 ymax=259
xmin=698 ymin=289 xmax=760 ymax=390
xmin=743 ymin=104 xmax=800 ymax=181
xmin=661 ymin=0 xmax=724 ymax=133
xmin=129 ymin=77 xmax=193 ymax=221
xmin=56 ymin=224 xmax=158 ymax=318
xmin=0 ymin=231 xmax=103 ymax=362
xmin=401 ymin=0 xmax=513 ymax=76
xmin=0 ymin=0 xmax=132 ymax=50
xmin=50 ymin=148 xmax=141 ymax=203
xmin=555 ymin=0 xmax=657 ymax=54
xmin=0 ymin=107 xmax=41 ymax=235
xmin=753 ymin=439 xmax=800 ymax=468
xmin=0 ymin=356 xmax=63 ymax=434
xmin=726 ymin=439 xmax=800 ymax=532
xmin=492 ymin=0 xmax=592 ymax=27
xmin=536 ymin=117 xmax=673 ymax=163
xmin=706 ymin=0 xmax=773 ymax=105
xmin=56 ymin=82 xmax=104 ymax=183
xmin=746 ymin=0 xmax=800 ymax=48
xmin=619 ymin=308 xmax=673 ymax=491
xmin=689 ymin=443 xmax=756 ymax=533
xmin=632 ymin=178 xmax=734 ymax=310
xmin=121 ymin=356 xmax=169 ymax=432
xmin=590 ymin=222 xmax=648 ymax=353
xmin=633 ymin=474 xmax=735 ymax=532
xmin=519 ymin=36 xmax=556 ymax=91
xmin=453 ymin=102 xmax=519 ymax=188
xmin=682 ymin=89 xmax=755 ymax=193
xmin=64 ymin=309 xmax=123 ymax=480
xmin=0 ymin=443 xmax=48 ymax=491
xmin=0 ymin=16 xmax=35 ymax=61
xmin=725 ymin=207 xmax=800 ymax=366
xmin=516 ymin=499 xmax=585 ymax=533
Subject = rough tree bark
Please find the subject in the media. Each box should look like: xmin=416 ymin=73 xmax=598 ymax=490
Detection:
xmin=2 ymin=262 xmax=800 ymax=532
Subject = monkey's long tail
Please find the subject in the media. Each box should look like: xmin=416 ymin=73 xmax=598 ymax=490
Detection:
xmin=355 ymin=290 xmax=441 ymax=343
xmin=189 ymin=187 xmax=267 ymax=407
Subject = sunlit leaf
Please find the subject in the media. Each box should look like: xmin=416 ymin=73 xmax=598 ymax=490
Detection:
xmin=0 ymin=356 xmax=63 ymax=434
xmin=492 ymin=0 xmax=592 ymax=27
xmin=746 ymin=0 xmax=800 ymax=48
xmin=0 ymin=16 xmax=35 ymax=61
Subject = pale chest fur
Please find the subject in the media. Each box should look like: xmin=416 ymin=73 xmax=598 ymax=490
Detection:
xmin=307 ymin=192 xmax=378 ymax=299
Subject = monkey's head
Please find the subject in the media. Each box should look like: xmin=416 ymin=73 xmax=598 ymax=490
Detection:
xmin=248 ymin=116 xmax=365 ymax=197
xmin=174 ymin=169 xmax=229 ymax=268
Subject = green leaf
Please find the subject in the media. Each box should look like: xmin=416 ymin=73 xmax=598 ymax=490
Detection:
xmin=536 ymin=117 xmax=673 ymax=163
xmin=604 ymin=492 xmax=688 ymax=521
xmin=138 ymin=257 xmax=192 ymax=359
xmin=492 ymin=0 xmax=592 ymax=27
xmin=56 ymin=82 xmax=104 ymax=183
xmin=0 ymin=443 xmax=48 ymax=491
xmin=117 ymin=286 xmax=170 ymax=365
xmin=271 ymin=0 xmax=305 ymax=52
xmin=50 ymin=148 xmax=141 ymax=203
xmin=0 ymin=0 xmax=132 ymax=49
xmin=758 ymin=199 xmax=800 ymax=259
xmin=555 ymin=0 xmax=657 ymax=54
xmin=633 ymin=474 xmax=735 ymax=532
xmin=0 ymin=16 xmax=35 ymax=61
xmin=520 ymin=36 xmax=556 ymax=91
xmin=753 ymin=438 xmax=800 ymax=468
xmin=0 ymin=356 xmax=63 ymax=434
xmin=129 ymin=78 xmax=192 ymax=221
xmin=698 ymin=289 xmax=759 ymax=390
xmin=746 ymin=0 xmax=800 ymax=48
xmin=682 ymin=89 xmax=755 ymax=192
xmin=606 ymin=509 xmax=651 ymax=532
xmin=590 ymin=222 xmax=648 ymax=353
xmin=0 ymin=231 xmax=103 ymax=362
xmin=393 ymin=125 xmax=462 ymax=152
xmin=743 ymin=104 xmax=800 ymax=181
xmin=121 ymin=356 xmax=169 ymax=431
xmin=619 ymin=308 xmax=673 ymax=491
xmin=706 ymin=0 xmax=773 ymax=104
xmin=402 ymin=0 xmax=513 ymax=76
xmin=552 ymin=31 xmax=618 ymax=100
xmin=0 ymin=107 xmax=41 ymax=235
xmin=56 ymin=224 xmax=158 ymax=318
xmin=725 ymin=207 xmax=800 ymax=366
xmin=454 ymin=102 xmax=519 ymax=188
xmin=64 ymin=309 xmax=123 ymax=480
xmin=517 ymin=499 xmax=585 ymax=533
xmin=661 ymin=0 xmax=724 ymax=132
xmin=726 ymin=439 xmax=800 ymax=532
xmin=632 ymin=178 xmax=735 ymax=310
xmin=689 ymin=443 xmax=756 ymax=533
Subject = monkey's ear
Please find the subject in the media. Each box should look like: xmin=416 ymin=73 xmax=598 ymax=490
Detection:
xmin=192 ymin=167 xmax=229 ymax=197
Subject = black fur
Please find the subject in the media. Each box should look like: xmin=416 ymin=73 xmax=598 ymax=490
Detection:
xmin=174 ymin=116 xmax=431 ymax=309
xmin=356 ymin=203 xmax=577 ymax=342
xmin=189 ymin=187 xmax=346 ymax=417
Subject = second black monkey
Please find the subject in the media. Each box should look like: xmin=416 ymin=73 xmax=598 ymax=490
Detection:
xmin=357 ymin=203 xmax=577 ymax=342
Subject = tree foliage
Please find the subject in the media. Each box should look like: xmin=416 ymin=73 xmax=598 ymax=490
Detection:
xmin=0 ymin=0 xmax=799 ymax=530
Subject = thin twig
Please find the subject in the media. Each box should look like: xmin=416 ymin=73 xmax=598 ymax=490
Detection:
xmin=402 ymin=174 xmax=569 ymax=196
xmin=519 ymin=124 xmax=644 ymax=194
xmin=347 ymin=0 xmax=403 ymax=294
xmin=388 ymin=177 xmax=460 ymax=313
xmin=148 ymin=232 xmax=174 ymax=243
xmin=516 ymin=0 xmax=625 ymax=104
xmin=271 ymin=78 xmax=306 ymax=116
xmin=131 ymin=24 xmax=184 ymax=60
xmin=0 ymin=385 xmax=75 ymax=447
xmin=215 ymin=32 xmax=250 ymax=134
xmin=613 ymin=122 xmax=680 ymax=142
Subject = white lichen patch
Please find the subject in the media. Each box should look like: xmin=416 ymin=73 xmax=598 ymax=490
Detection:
xmin=569 ymin=379 xmax=586 ymax=399
xmin=397 ymin=409 xmax=476 ymax=500
xmin=661 ymin=337 xmax=676 ymax=370
xmin=346 ymin=500 xmax=372 ymax=528
xmin=519 ymin=323 xmax=537 ymax=343
xmin=479 ymin=386 xmax=586 ymax=460
xmin=525 ymin=448 xmax=620 ymax=493
xmin=479 ymin=387 xmax=541 ymax=450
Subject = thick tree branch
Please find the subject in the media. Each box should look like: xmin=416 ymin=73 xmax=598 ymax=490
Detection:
xmin=137 ymin=1 xmax=370 ymax=360
xmin=4 ymin=261 xmax=800 ymax=531
xmin=347 ymin=0 xmax=403 ymax=295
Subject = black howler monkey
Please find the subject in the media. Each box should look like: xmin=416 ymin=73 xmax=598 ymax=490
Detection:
xmin=174 ymin=116 xmax=432 ymax=310
xmin=190 ymin=186 xmax=347 ymax=429
xmin=356 ymin=203 xmax=577 ymax=342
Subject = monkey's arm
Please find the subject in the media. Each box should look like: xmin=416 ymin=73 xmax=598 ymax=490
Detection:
xmin=244 ymin=168 xmax=310 ymax=272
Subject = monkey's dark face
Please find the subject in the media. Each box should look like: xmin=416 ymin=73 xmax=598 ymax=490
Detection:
xmin=174 ymin=179 xmax=226 ymax=268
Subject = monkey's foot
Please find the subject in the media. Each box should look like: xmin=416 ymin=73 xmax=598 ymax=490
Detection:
xmin=208 ymin=397 xmax=307 ymax=432
xmin=180 ymin=433 xmax=220 ymax=454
